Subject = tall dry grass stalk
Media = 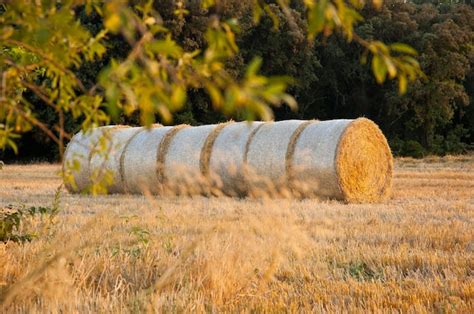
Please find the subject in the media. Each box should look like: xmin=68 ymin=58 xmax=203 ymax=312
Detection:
xmin=0 ymin=155 xmax=473 ymax=312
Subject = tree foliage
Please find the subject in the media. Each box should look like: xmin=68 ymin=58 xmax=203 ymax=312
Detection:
xmin=309 ymin=1 xmax=473 ymax=156
xmin=2 ymin=0 xmax=464 ymax=162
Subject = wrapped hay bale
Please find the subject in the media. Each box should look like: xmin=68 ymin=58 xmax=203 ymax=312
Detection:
xmin=290 ymin=118 xmax=392 ymax=202
xmin=122 ymin=126 xmax=173 ymax=194
xmin=63 ymin=118 xmax=392 ymax=202
xmin=245 ymin=120 xmax=306 ymax=193
xmin=63 ymin=125 xmax=127 ymax=192
xmin=162 ymin=124 xmax=217 ymax=194
xmin=209 ymin=121 xmax=264 ymax=195
xmin=89 ymin=127 xmax=144 ymax=193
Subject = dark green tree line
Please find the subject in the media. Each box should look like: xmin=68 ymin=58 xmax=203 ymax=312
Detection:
xmin=1 ymin=0 xmax=471 ymax=161
xmin=308 ymin=1 xmax=474 ymax=156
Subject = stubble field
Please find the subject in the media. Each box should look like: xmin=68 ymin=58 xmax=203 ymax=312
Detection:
xmin=0 ymin=155 xmax=473 ymax=312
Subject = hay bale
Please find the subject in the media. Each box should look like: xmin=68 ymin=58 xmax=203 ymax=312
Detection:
xmin=63 ymin=125 xmax=126 ymax=193
xmin=89 ymin=127 xmax=144 ymax=193
xmin=163 ymin=124 xmax=217 ymax=194
xmin=209 ymin=121 xmax=264 ymax=195
xmin=291 ymin=118 xmax=393 ymax=202
xmin=156 ymin=124 xmax=190 ymax=186
xmin=122 ymin=126 xmax=173 ymax=194
xmin=246 ymin=120 xmax=306 ymax=185
xmin=200 ymin=121 xmax=234 ymax=177
xmin=63 ymin=118 xmax=392 ymax=202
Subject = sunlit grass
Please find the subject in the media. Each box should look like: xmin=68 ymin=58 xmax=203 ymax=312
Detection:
xmin=0 ymin=155 xmax=473 ymax=312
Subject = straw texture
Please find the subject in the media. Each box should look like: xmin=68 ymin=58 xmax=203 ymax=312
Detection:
xmin=200 ymin=122 xmax=234 ymax=177
xmin=335 ymin=118 xmax=393 ymax=202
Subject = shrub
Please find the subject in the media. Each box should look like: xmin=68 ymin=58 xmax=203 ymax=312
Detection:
xmin=0 ymin=185 xmax=61 ymax=242
xmin=403 ymin=140 xmax=426 ymax=159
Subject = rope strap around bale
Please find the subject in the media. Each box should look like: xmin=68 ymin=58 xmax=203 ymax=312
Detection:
xmin=119 ymin=128 xmax=149 ymax=193
xmin=285 ymin=120 xmax=317 ymax=185
xmin=199 ymin=121 xmax=234 ymax=177
xmin=156 ymin=124 xmax=190 ymax=185
xmin=243 ymin=122 xmax=266 ymax=165
xmin=240 ymin=122 xmax=267 ymax=186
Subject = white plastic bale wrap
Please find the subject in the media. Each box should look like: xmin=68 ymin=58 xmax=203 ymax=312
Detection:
xmin=63 ymin=118 xmax=392 ymax=202
xmin=89 ymin=127 xmax=142 ymax=193
xmin=289 ymin=118 xmax=393 ymax=202
xmin=163 ymin=124 xmax=217 ymax=192
xmin=290 ymin=119 xmax=352 ymax=199
xmin=122 ymin=126 xmax=172 ymax=194
xmin=209 ymin=121 xmax=264 ymax=195
xmin=246 ymin=120 xmax=305 ymax=185
xmin=63 ymin=126 xmax=121 ymax=192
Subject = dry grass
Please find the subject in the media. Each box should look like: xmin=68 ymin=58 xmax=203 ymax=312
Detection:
xmin=0 ymin=155 xmax=473 ymax=312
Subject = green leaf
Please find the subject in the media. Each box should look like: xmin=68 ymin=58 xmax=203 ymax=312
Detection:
xmin=399 ymin=75 xmax=408 ymax=94
xmin=6 ymin=138 xmax=18 ymax=154
xmin=148 ymin=36 xmax=183 ymax=58
xmin=390 ymin=43 xmax=418 ymax=56
xmin=104 ymin=14 xmax=121 ymax=33
xmin=384 ymin=56 xmax=397 ymax=78
xmin=253 ymin=2 xmax=264 ymax=24
xmin=281 ymin=95 xmax=297 ymax=110
xmin=202 ymin=0 xmax=215 ymax=9
xmin=33 ymin=28 xmax=50 ymax=45
xmin=245 ymin=57 xmax=262 ymax=77
xmin=264 ymin=5 xmax=279 ymax=30
xmin=308 ymin=0 xmax=328 ymax=36
xmin=170 ymin=86 xmax=186 ymax=110
xmin=207 ymin=85 xmax=224 ymax=109
xmin=372 ymin=55 xmax=387 ymax=84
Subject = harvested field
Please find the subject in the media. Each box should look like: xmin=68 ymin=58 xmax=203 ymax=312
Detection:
xmin=0 ymin=155 xmax=473 ymax=312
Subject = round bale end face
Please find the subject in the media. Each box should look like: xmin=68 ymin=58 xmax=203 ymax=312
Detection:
xmin=62 ymin=130 xmax=86 ymax=193
xmin=63 ymin=125 xmax=124 ymax=193
xmin=336 ymin=118 xmax=393 ymax=203
xmin=90 ymin=126 xmax=141 ymax=194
